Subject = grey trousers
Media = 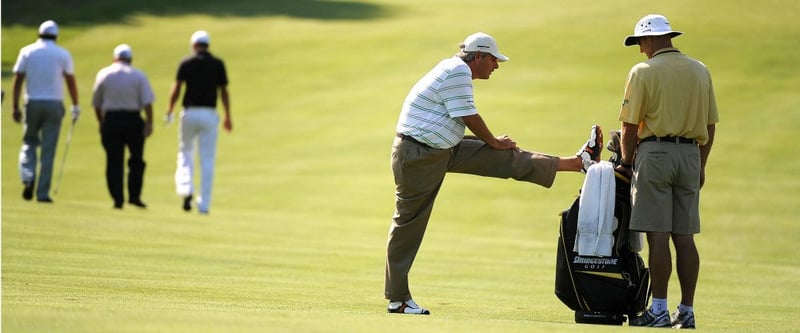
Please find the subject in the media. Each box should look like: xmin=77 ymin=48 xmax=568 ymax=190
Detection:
xmin=19 ymin=100 xmax=64 ymax=200
xmin=385 ymin=136 xmax=559 ymax=301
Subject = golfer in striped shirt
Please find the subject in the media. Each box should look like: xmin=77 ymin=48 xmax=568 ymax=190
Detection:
xmin=385 ymin=32 xmax=602 ymax=315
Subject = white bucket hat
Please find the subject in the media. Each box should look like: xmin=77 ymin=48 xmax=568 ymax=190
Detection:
xmin=624 ymin=14 xmax=682 ymax=46
xmin=463 ymin=32 xmax=509 ymax=62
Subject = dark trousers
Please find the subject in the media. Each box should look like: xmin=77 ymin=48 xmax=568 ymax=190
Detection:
xmin=101 ymin=112 xmax=146 ymax=205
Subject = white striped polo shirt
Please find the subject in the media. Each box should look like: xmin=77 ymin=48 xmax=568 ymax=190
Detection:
xmin=396 ymin=56 xmax=478 ymax=149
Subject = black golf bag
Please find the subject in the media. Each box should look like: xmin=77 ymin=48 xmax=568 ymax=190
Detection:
xmin=554 ymin=131 xmax=650 ymax=325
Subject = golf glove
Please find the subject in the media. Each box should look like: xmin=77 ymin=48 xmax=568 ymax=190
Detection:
xmin=164 ymin=112 xmax=174 ymax=125
xmin=71 ymin=105 xmax=80 ymax=122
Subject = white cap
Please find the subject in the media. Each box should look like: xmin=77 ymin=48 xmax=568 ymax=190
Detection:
xmin=462 ymin=32 xmax=509 ymax=62
xmin=191 ymin=30 xmax=210 ymax=45
xmin=39 ymin=20 xmax=59 ymax=36
xmin=624 ymin=14 xmax=682 ymax=46
xmin=114 ymin=44 xmax=133 ymax=59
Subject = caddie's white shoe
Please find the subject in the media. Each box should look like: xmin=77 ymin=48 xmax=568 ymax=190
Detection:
xmin=576 ymin=124 xmax=603 ymax=173
xmin=387 ymin=299 xmax=430 ymax=315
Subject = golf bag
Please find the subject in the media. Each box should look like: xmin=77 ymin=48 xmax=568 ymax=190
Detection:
xmin=554 ymin=131 xmax=650 ymax=325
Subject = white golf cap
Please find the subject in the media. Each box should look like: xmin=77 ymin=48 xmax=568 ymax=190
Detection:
xmin=38 ymin=20 xmax=59 ymax=36
xmin=463 ymin=32 xmax=509 ymax=62
xmin=624 ymin=14 xmax=682 ymax=46
xmin=114 ymin=44 xmax=133 ymax=59
xmin=191 ymin=30 xmax=210 ymax=45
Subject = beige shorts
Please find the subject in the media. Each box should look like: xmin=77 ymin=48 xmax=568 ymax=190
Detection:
xmin=630 ymin=141 xmax=702 ymax=234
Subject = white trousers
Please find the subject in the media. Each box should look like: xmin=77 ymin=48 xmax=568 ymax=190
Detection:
xmin=175 ymin=108 xmax=219 ymax=212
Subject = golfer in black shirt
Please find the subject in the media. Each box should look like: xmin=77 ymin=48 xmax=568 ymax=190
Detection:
xmin=166 ymin=30 xmax=232 ymax=214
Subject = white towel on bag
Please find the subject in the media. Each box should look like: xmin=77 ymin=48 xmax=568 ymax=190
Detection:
xmin=574 ymin=161 xmax=617 ymax=256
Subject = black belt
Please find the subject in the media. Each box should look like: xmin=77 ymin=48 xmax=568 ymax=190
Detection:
xmin=396 ymin=133 xmax=425 ymax=146
xmin=105 ymin=109 xmax=139 ymax=113
xmin=641 ymin=136 xmax=696 ymax=144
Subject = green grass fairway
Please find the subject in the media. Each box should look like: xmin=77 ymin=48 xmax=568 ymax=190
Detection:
xmin=3 ymin=0 xmax=799 ymax=332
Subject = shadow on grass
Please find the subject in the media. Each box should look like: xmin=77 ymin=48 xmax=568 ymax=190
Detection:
xmin=1 ymin=0 xmax=392 ymax=27
xmin=1 ymin=0 xmax=394 ymax=79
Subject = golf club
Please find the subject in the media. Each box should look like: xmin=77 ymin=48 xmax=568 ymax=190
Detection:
xmin=53 ymin=119 xmax=76 ymax=195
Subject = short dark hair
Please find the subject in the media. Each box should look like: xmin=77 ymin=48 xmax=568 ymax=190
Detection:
xmin=193 ymin=42 xmax=209 ymax=51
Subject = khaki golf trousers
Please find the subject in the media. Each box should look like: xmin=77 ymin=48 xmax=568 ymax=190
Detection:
xmin=385 ymin=135 xmax=559 ymax=301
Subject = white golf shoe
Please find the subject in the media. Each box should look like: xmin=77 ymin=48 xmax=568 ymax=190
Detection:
xmin=576 ymin=124 xmax=603 ymax=173
xmin=387 ymin=299 xmax=430 ymax=315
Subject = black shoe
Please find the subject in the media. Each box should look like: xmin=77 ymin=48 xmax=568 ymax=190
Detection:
xmin=114 ymin=202 xmax=123 ymax=209
xmin=629 ymin=309 xmax=671 ymax=327
xmin=183 ymin=195 xmax=192 ymax=212
xmin=671 ymin=310 xmax=696 ymax=329
xmin=37 ymin=198 xmax=54 ymax=203
xmin=129 ymin=200 xmax=147 ymax=209
xmin=22 ymin=182 xmax=34 ymax=201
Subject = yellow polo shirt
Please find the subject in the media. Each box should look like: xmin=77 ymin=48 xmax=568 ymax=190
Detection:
xmin=618 ymin=48 xmax=719 ymax=145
